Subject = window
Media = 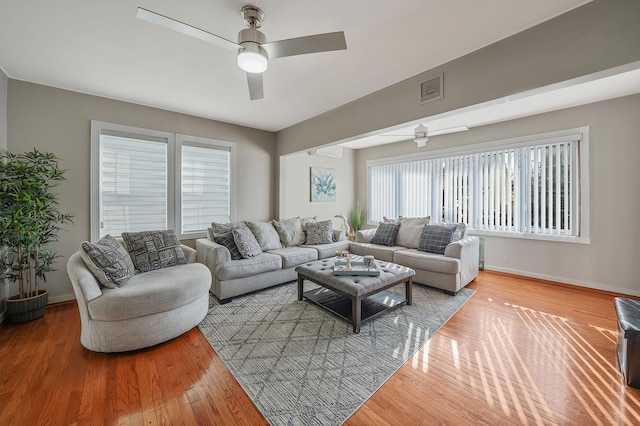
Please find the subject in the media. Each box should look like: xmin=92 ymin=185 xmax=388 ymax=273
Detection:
xmin=368 ymin=128 xmax=589 ymax=242
xmin=91 ymin=121 xmax=235 ymax=240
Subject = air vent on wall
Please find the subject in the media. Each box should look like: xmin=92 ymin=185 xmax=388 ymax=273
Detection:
xmin=419 ymin=73 xmax=443 ymax=104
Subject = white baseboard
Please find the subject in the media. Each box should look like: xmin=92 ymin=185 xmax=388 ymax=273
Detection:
xmin=48 ymin=293 xmax=76 ymax=304
xmin=484 ymin=264 xmax=640 ymax=297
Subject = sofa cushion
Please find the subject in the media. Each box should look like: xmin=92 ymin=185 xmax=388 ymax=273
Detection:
xmin=305 ymin=220 xmax=334 ymax=245
xmin=396 ymin=216 xmax=430 ymax=249
xmin=349 ymin=242 xmax=405 ymax=262
xmin=246 ymin=221 xmax=283 ymax=251
xmin=233 ymin=227 xmax=263 ymax=258
xmin=122 ymin=230 xmax=187 ymax=274
xmin=213 ymin=230 xmax=242 ymax=260
xmin=87 ymin=263 xmax=210 ymax=321
xmin=272 ymin=218 xmax=306 ymax=247
xmin=370 ymin=221 xmax=401 ymax=246
xmin=215 ymin=252 xmax=282 ymax=281
xmin=394 ymin=249 xmax=460 ymax=275
xmin=418 ymin=224 xmax=457 ymax=254
xmin=267 ymin=247 xmax=318 ymax=269
xmin=79 ymin=234 xmax=135 ymax=289
xmin=306 ymin=240 xmax=350 ymax=259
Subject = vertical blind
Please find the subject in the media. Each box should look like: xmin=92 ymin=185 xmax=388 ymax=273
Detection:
xmin=181 ymin=144 xmax=231 ymax=233
xmin=368 ymin=139 xmax=576 ymax=236
xmin=100 ymin=134 xmax=168 ymax=236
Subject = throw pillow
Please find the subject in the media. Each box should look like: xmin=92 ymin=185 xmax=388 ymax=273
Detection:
xmin=417 ymin=224 xmax=458 ymax=254
xmin=121 ymin=230 xmax=187 ymax=273
xmin=396 ymin=216 xmax=430 ymax=249
xmin=232 ymin=227 xmax=263 ymax=258
xmin=370 ymin=221 xmax=401 ymax=246
xmin=451 ymin=222 xmax=467 ymax=242
xmin=272 ymin=218 xmax=305 ymax=247
xmin=79 ymin=235 xmax=135 ymax=288
xmin=305 ymin=220 xmax=334 ymax=245
xmin=210 ymin=221 xmax=247 ymax=236
xmin=213 ymin=230 xmax=243 ymax=260
xmin=245 ymin=221 xmax=282 ymax=251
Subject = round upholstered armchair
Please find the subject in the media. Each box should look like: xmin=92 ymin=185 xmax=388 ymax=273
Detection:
xmin=67 ymin=233 xmax=211 ymax=353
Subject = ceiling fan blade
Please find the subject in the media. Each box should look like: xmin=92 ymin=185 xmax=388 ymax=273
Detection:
xmin=247 ymin=73 xmax=264 ymax=100
xmin=262 ymin=31 xmax=347 ymax=59
xmin=136 ymin=8 xmax=239 ymax=51
xmin=380 ymin=126 xmax=469 ymax=137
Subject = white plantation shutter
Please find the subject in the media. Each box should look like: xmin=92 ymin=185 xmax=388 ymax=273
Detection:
xmin=91 ymin=121 xmax=236 ymax=241
xmin=367 ymin=130 xmax=581 ymax=239
xmin=100 ymin=134 xmax=168 ymax=237
xmin=180 ymin=144 xmax=231 ymax=233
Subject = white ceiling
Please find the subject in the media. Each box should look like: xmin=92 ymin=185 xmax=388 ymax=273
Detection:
xmin=0 ymin=0 xmax=592 ymax=133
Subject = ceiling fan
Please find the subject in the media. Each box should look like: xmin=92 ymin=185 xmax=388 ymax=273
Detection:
xmin=380 ymin=125 xmax=469 ymax=147
xmin=136 ymin=5 xmax=347 ymax=100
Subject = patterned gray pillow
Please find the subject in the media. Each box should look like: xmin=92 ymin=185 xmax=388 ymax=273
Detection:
xmin=79 ymin=234 xmax=135 ymax=288
xmin=210 ymin=221 xmax=247 ymax=236
xmin=213 ymin=230 xmax=242 ymax=260
xmin=232 ymin=227 xmax=263 ymax=258
xmin=121 ymin=230 xmax=187 ymax=273
xmin=371 ymin=221 xmax=401 ymax=246
xmin=305 ymin=220 xmax=334 ymax=245
xmin=417 ymin=224 xmax=457 ymax=254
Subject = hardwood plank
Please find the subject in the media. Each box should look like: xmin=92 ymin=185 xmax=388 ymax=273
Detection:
xmin=2 ymin=271 xmax=640 ymax=425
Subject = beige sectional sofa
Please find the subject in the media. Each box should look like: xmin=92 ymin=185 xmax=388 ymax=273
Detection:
xmin=197 ymin=216 xmax=480 ymax=301
xmin=350 ymin=218 xmax=479 ymax=295
xmin=196 ymin=218 xmax=350 ymax=303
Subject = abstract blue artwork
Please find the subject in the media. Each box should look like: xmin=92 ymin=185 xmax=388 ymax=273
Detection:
xmin=310 ymin=167 xmax=336 ymax=202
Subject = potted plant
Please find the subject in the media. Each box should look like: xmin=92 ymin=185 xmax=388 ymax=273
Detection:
xmin=348 ymin=201 xmax=366 ymax=239
xmin=0 ymin=149 xmax=74 ymax=323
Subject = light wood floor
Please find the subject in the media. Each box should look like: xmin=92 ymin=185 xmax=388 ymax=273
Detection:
xmin=1 ymin=271 xmax=638 ymax=425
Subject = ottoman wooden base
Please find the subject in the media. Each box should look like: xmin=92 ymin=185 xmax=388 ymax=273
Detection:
xmin=296 ymin=257 xmax=415 ymax=333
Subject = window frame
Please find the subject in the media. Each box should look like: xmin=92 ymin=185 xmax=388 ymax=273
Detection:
xmin=90 ymin=120 xmax=236 ymax=241
xmin=366 ymin=127 xmax=590 ymax=244
xmin=175 ymin=134 xmax=236 ymax=239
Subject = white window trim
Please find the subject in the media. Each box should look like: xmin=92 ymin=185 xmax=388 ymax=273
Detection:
xmin=90 ymin=120 xmax=236 ymax=241
xmin=366 ymin=127 xmax=590 ymax=244
xmin=175 ymin=134 xmax=237 ymax=240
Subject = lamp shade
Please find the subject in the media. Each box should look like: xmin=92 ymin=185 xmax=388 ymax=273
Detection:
xmin=237 ymin=50 xmax=268 ymax=73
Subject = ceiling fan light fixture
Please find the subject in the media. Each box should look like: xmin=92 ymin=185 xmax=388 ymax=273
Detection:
xmin=237 ymin=48 xmax=268 ymax=73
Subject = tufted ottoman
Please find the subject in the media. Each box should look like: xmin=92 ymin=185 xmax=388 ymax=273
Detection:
xmin=295 ymin=257 xmax=415 ymax=333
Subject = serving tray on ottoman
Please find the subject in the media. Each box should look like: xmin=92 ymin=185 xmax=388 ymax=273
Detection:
xmin=296 ymin=257 xmax=415 ymax=333
xmin=333 ymin=260 xmax=380 ymax=276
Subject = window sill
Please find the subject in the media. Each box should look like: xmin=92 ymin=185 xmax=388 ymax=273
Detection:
xmin=468 ymin=229 xmax=590 ymax=244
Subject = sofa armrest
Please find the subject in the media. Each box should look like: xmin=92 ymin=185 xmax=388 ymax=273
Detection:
xmin=444 ymin=236 xmax=480 ymax=285
xmin=196 ymin=238 xmax=231 ymax=279
xmin=356 ymin=228 xmax=377 ymax=243
xmin=181 ymin=244 xmax=197 ymax=263
xmin=444 ymin=236 xmax=479 ymax=259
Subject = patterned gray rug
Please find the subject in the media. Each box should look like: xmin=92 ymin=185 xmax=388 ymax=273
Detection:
xmin=198 ymin=281 xmax=474 ymax=426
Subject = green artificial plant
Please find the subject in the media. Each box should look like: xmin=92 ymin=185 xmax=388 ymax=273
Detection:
xmin=349 ymin=201 xmax=366 ymax=232
xmin=0 ymin=149 xmax=75 ymax=299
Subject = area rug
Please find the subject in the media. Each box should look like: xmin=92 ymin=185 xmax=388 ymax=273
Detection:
xmin=197 ymin=281 xmax=474 ymax=426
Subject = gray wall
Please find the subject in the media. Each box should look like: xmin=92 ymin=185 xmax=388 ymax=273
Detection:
xmin=355 ymin=94 xmax=640 ymax=296
xmin=280 ymin=148 xmax=356 ymax=228
xmin=6 ymin=80 xmax=277 ymax=303
xmin=0 ymin=68 xmax=7 ymax=320
xmin=277 ymin=0 xmax=640 ymax=155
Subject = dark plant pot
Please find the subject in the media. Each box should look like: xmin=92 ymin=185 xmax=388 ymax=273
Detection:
xmin=7 ymin=290 xmax=49 ymax=323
